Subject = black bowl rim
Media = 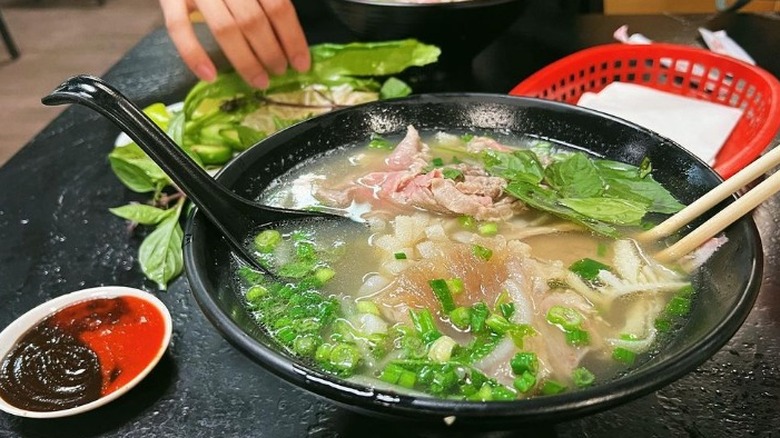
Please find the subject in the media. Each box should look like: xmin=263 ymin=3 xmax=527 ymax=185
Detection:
xmin=183 ymin=93 xmax=763 ymax=423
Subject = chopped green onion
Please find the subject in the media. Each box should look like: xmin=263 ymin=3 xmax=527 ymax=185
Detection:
xmin=253 ymin=229 xmax=282 ymax=253
xmin=356 ymin=300 xmax=380 ymax=316
xmin=612 ymin=347 xmax=637 ymax=365
xmin=278 ymin=260 xmax=316 ymax=279
xmin=507 ymin=325 xmax=535 ymax=348
xmin=328 ymin=343 xmax=362 ymax=373
xmin=472 ymin=244 xmax=493 ymax=261
xmin=431 ymin=157 xmax=445 ymax=167
xmin=485 ymin=314 xmax=513 ymax=334
xmin=442 ymin=168 xmax=463 ymax=180
xmin=654 ymin=317 xmax=673 ymax=332
xmin=458 ymin=215 xmax=476 ymax=229
xmin=410 ymin=309 xmax=441 ymax=344
xmin=510 ymin=352 xmax=538 ymax=375
xmin=295 ymin=241 xmax=317 ymax=261
xmin=429 ymin=364 xmax=459 ymax=394
xmin=449 ymin=306 xmax=471 ymax=330
xmin=275 ymin=326 xmax=297 ymax=344
xmin=293 ymin=334 xmax=319 ymax=356
xmin=564 ymin=328 xmax=590 ymax=346
xmin=397 ymin=370 xmax=417 ymax=388
xmin=380 ymin=363 xmax=403 ymax=383
xmin=540 ymin=380 xmax=567 ymax=395
xmin=665 ymin=295 xmax=691 ymax=317
xmin=499 ymin=302 xmax=515 ymax=319
xmin=469 ymin=383 xmax=495 ymax=401
xmin=677 ymin=284 xmax=694 ymax=298
xmin=572 ymin=367 xmax=595 ymax=387
xmin=313 ymin=267 xmax=335 ymax=285
xmin=491 ymin=385 xmax=517 ymax=400
xmin=470 ymin=302 xmax=489 ymax=334
xmin=445 ymin=278 xmax=465 ymax=295
xmin=546 ymin=306 xmax=584 ymax=331
xmin=368 ymin=133 xmax=392 ymax=150
xmin=428 ymin=278 xmax=456 ymax=313
xmin=478 ymin=222 xmax=498 ymax=236
xmin=394 ymin=252 xmax=408 ymax=260
xmin=428 ymin=336 xmax=457 ymax=362
xmin=245 ymin=284 xmax=268 ymax=302
xmin=380 ymin=363 xmax=417 ymax=389
xmin=513 ymin=371 xmax=536 ymax=393
xmin=655 ymin=284 xmax=695 ymax=331
xmin=569 ymin=258 xmax=612 ymax=281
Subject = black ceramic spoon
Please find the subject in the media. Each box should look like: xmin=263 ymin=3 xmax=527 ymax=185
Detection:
xmin=42 ymin=74 xmax=362 ymax=273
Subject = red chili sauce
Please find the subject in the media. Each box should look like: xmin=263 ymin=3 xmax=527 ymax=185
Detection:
xmin=0 ymin=296 xmax=166 ymax=412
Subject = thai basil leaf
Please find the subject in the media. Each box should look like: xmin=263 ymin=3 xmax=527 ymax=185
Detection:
xmin=544 ymin=152 xmax=603 ymax=198
xmin=594 ymin=158 xmax=684 ymax=213
xmin=138 ymin=204 xmax=184 ymax=290
xmin=481 ymin=149 xmax=545 ymax=184
xmin=558 ymin=198 xmax=648 ymax=225
xmin=108 ymin=143 xmax=170 ymax=193
xmin=604 ymin=177 xmax=684 ymax=214
xmin=529 ymin=140 xmax=555 ymax=159
xmin=109 ymin=203 xmax=174 ymax=225
xmin=505 ymin=181 xmax=618 ymax=237
xmin=593 ymin=158 xmax=641 ymax=178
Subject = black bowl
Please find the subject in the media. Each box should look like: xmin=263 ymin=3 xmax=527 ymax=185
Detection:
xmin=183 ymin=94 xmax=762 ymax=427
xmin=323 ymin=0 xmax=526 ymax=66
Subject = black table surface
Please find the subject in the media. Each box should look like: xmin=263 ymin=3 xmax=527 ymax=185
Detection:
xmin=1 ymin=3 xmax=779 ymax=437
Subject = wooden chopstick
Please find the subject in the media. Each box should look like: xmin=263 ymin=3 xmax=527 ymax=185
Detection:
xmin=640 ymin=145 xmax=780 ymax=242
xmin=651 ymin=146 xmax=780 ymax=263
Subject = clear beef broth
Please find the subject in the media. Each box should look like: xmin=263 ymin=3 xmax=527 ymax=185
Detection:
xmin=236 ymin=127 xmax=695 ymax=400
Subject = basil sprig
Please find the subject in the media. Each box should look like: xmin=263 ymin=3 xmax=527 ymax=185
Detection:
xmin=485 ymin=149 xmax=684 ymax=237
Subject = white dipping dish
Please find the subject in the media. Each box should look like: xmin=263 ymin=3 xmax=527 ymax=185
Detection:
xmin=0 ymin=286 xmax=172 ymax=418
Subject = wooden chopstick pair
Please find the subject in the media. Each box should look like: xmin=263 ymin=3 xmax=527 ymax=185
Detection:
xmin=639 ymin=144 xmax=780 ymax=263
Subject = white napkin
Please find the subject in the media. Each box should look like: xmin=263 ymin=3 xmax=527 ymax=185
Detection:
xmin=698 ymin=27 xmax=756 ymax=65
xmin=577 ymin=82 xmax=744 ymax=165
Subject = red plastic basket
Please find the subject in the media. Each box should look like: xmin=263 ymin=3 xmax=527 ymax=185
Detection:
xmin=509 ymin=43 xmax=780 ymax=179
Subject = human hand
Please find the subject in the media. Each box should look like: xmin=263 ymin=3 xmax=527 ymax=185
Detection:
xmin=159 ymin=0 xmax=311 ymax=89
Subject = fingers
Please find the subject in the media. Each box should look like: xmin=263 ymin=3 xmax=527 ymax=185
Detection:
xmin=196 ymin=0 xmax=310 ymax=88
xmin=159 ymin=0 xmax=217 ymax=82
xmin=194 ymin=0 xmax=271 ymax=88
xmin=259 ymin=0 xmax=310 ymax=72
xmin=224 ymin=0 xmax=287 ymax=76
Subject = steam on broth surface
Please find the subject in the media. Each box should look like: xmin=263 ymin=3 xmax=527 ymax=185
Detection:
xmin=235 ymin=126 xmax=699 ymax=400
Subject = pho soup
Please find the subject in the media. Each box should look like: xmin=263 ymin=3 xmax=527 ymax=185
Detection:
xmin=233 ymin=126 xmax=712 ymax=401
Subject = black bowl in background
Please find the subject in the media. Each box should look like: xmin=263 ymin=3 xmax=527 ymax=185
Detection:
xmin=183 ymin=94 xmax=762 ymax=427
xmin=323 ymin=0 xmax=526 ymax=67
